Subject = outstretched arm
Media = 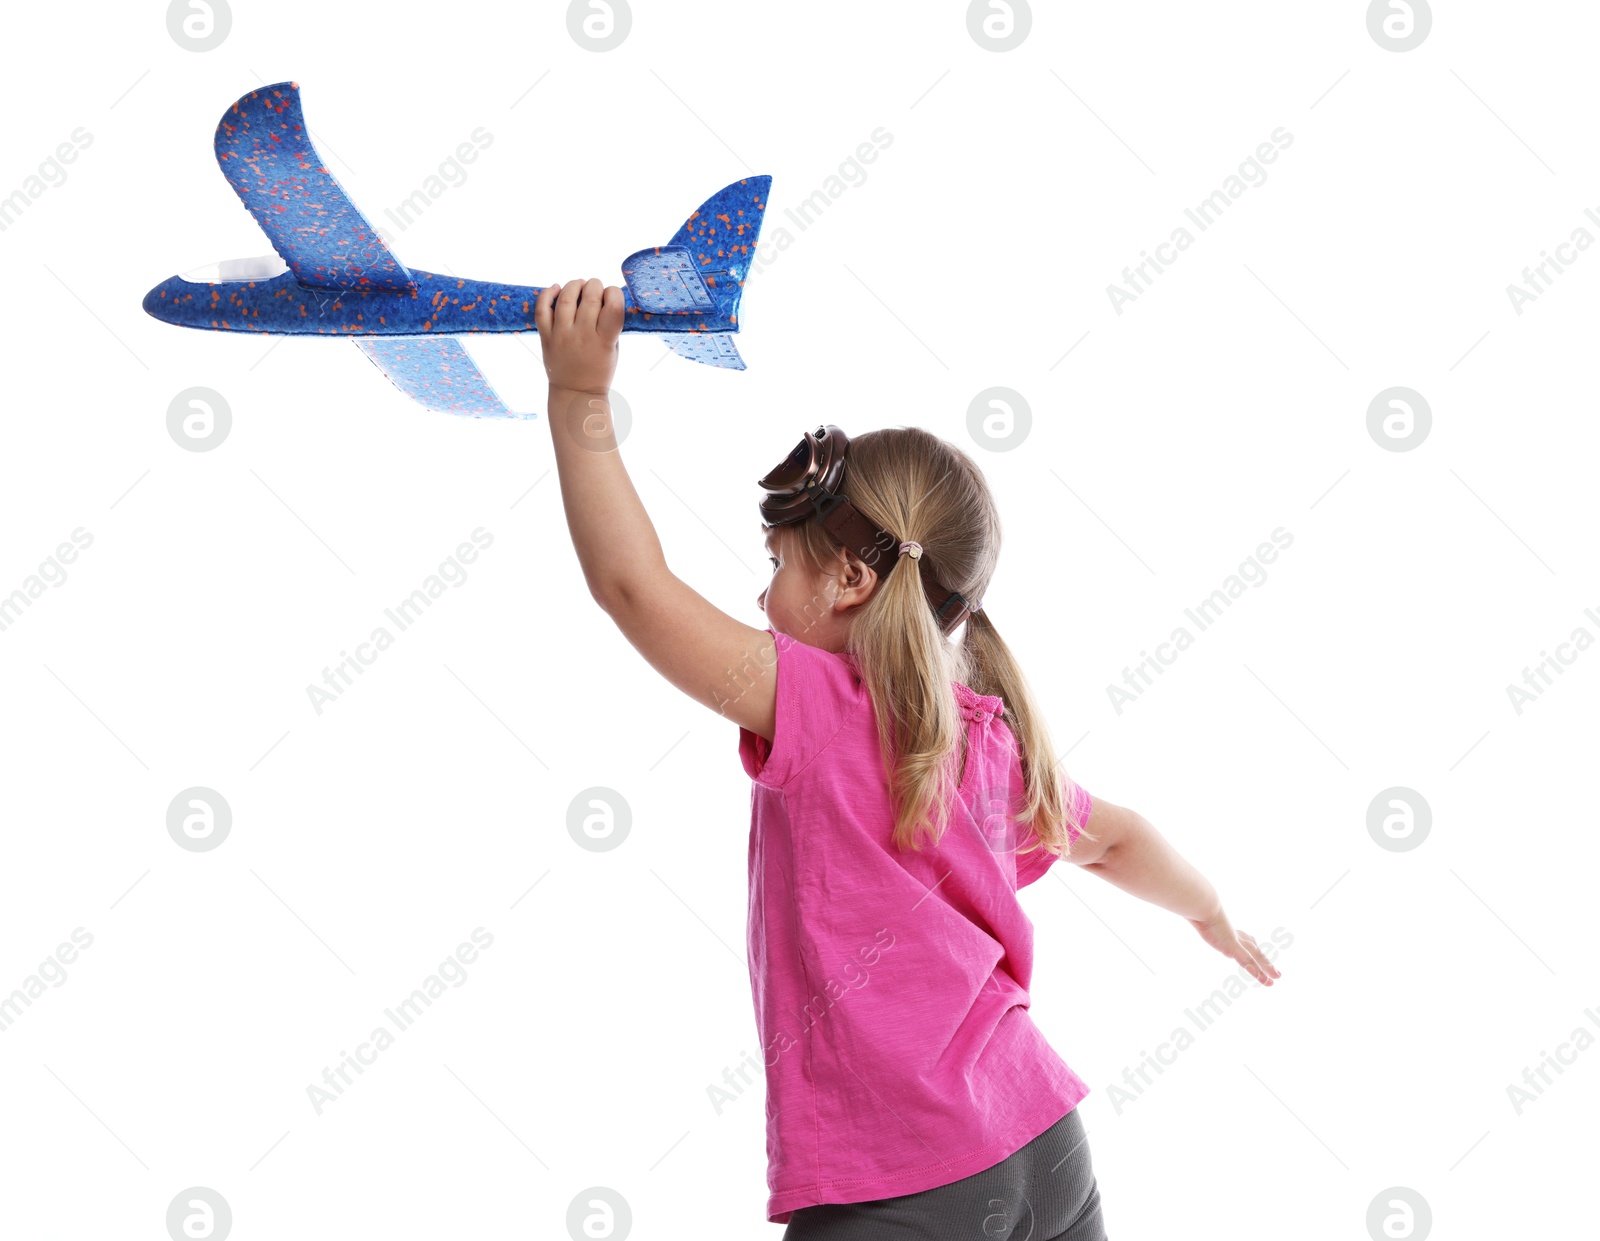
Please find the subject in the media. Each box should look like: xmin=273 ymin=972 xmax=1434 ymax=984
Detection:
xmin=1068 ymin=796 xmax=1281 ymax=986
xmin=534 ymin=278 xmax=777 ymax=740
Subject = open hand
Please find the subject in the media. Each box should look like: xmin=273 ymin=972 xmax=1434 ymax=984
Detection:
xmin=1190 ymin=909 xmax=1282 ymax=986
xmin=535 ymin=278 xmax=625 ymax=395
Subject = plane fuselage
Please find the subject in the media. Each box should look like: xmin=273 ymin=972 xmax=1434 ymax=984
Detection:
xmin=142 ymin=268 xmax=740 ymax=336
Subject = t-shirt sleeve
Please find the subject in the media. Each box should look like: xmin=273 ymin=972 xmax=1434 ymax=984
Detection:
xmin=737 ymin=628 xmax=864 ymax=788
xmin=1015 ymin=776 xmax=1093 ymax=889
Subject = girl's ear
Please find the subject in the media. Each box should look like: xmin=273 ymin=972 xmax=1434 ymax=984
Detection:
xmin=833 ymin=550 xmax=881 ymax=614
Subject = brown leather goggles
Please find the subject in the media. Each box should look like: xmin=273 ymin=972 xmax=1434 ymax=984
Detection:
xmin=758 ymin=424 xmax=979 ymax=632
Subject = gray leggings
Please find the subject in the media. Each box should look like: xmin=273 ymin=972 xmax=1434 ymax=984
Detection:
xmin=781 ymin=1104 xmax=1106 ymax=1240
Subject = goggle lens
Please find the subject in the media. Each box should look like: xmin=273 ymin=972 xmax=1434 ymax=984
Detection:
xmin=758 ymin=436 xmax=818 ymax=495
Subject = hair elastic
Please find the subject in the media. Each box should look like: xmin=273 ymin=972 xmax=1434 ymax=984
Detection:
xmin=898 ymin=541 xmax=923 ymax=559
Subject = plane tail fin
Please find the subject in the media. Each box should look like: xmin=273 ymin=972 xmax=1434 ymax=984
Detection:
xmin=664 ymin=175 xmax=771 ymax=290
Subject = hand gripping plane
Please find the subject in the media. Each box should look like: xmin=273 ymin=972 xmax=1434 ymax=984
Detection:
xmin=142 ymin=82 xmax=771 ymax=418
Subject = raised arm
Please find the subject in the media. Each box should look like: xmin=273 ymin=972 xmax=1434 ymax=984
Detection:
xmin=534 ymin=278 xmax=777 ymax=740
xmin=1067 ymin=795 xmax=1281 ymax=985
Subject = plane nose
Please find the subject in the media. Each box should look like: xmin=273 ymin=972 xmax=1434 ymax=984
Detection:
xmin=142 ymin=277 xmax=184 ymax=324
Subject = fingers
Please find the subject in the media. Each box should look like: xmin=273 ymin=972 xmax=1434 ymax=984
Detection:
xmin=542 ymin=278 xmax=616 ymax=335
xmin=534 ymin=281 xmax=560 ymax=334
xmin=574 ymin=277 xmax=604 ymax=330
xmin=1237 ymin=933 xmax=1280 ymax=985
xmin=1239 ymin=930 xmax=1280 ymax=978
xmin=554 ymin=277 xmax=586 ymax=330
xmin=598 ymin=284 xmax=625 ymax=343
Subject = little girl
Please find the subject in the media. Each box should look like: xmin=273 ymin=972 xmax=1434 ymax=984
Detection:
xmin=535 ymin=279 xmax=1282 ymax=1239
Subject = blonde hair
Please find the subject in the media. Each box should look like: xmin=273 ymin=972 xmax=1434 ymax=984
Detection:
xmin=779 ymin=426 xmax=1096 ymax=861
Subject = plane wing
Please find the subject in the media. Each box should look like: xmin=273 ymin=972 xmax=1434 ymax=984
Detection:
xmin=215 ymin=82 xmax=416 ymax=293
xmin=213 ymin=82 xmax=519 ymax=414
xmin=355 ymin=337 xmax=521 ymax=418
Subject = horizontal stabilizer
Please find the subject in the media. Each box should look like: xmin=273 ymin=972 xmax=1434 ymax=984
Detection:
xmin=661 ymin=334 xmax=745 ymax=370
xmin=355 ymin=337 xmax=523 ymax=418
xmin=215 ymin=82 xmax=416 ymax=293
xmin=621 ymin=246 xmax=715 ymax=313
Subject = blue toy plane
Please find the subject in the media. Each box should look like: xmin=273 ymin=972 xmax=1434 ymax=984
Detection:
xmin=142 ymin=82 xmax=771 ymax=418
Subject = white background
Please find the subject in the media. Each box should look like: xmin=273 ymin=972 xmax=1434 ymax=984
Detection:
xmin=1 ymin=1 xmax=1596 ymax=1237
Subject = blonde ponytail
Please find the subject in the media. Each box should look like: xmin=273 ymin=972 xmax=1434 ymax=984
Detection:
xmin=848 ymin=517 xmax=966 ymax=851
xmin=961 ymin=606 xmax=1096 ymax=863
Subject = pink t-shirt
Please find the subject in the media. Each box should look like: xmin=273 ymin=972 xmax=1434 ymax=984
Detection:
xmin=737 ymin=628 xmax=1093 ymax=1224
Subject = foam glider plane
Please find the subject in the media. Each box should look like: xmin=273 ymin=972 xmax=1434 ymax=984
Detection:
xmin=142 ymin=82 xmax=771 ymax=417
